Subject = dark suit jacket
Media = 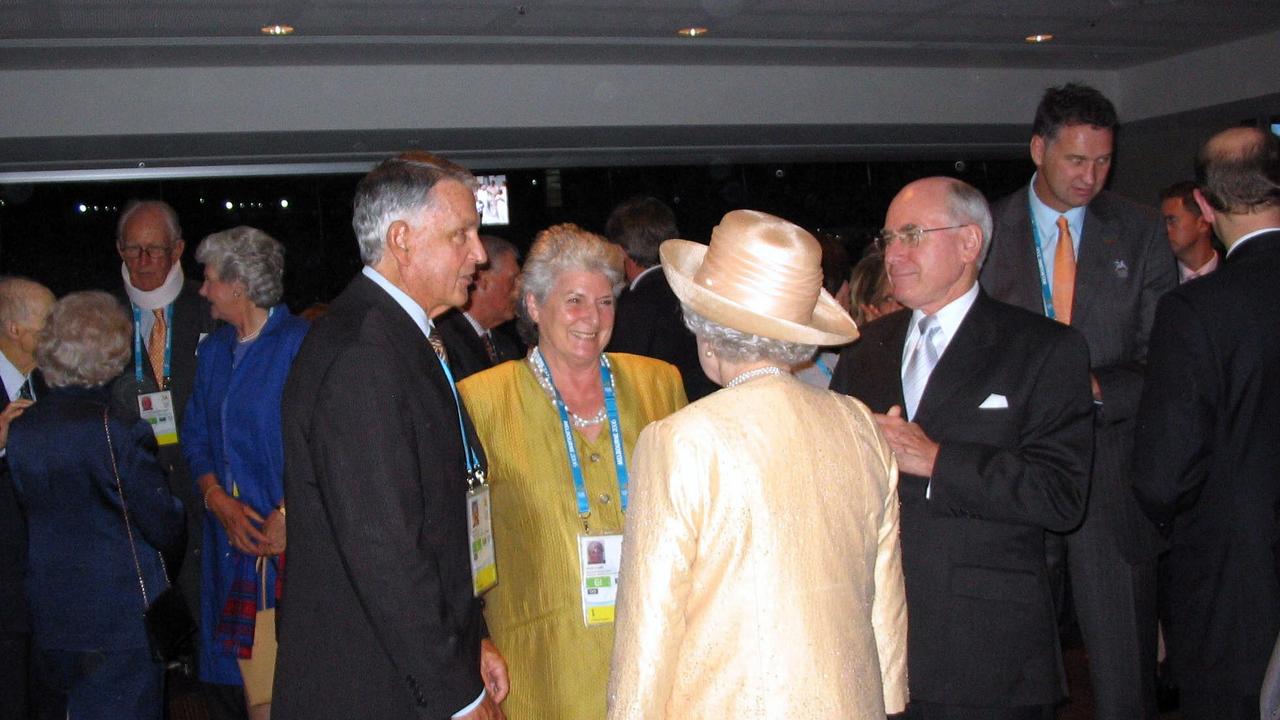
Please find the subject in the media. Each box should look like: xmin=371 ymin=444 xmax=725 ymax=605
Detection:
xmin=274 ymin=273 xmax=488 ymax=720
xmin=0 ymin=370 xmax=47 ymax=636
xmin=981 ymin=187 xmax=1178 ymax=561
xmin=832 ymin=290 xmax=1094 ymax=707
xmin=1132 ymin=229 xmax=1280 ymax=696
xmin=110 ymin=280 xmax=217 ymax=615
xmin=8 ymin=384 xmax=182 ymax=651
xmin=607 ymin=267 xmax=717 ymax=401
xmin=434 ymin=308 xmax=523 ymax=383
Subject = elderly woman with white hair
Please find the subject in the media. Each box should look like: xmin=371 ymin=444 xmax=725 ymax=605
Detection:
xmin=606 ymin=210 xmax=909 ymax=719
xmin=8 ymin=291 xmax=183 ymax=720
xmin=182 ymin=226 xmax=308 ymax=719
xmin=458 ymin=223 xmax=686 ymax=719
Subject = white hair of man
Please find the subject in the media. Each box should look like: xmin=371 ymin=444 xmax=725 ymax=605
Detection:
xmin=351 ymin=152 xmax=479 ymax=266
xmin=941 ymin=178 xmax=994 ymax=268
xmin=116 ymin=200 xmax=181 ymax=249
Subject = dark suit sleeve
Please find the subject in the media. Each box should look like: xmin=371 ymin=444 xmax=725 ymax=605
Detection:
xmin=114 ymin=418 xmax=185 ymax=554
xmin=1131 ymin=292 xmax=1213 ymax=533
xmin=1093 ymin=214 xmax=1177 ymax=422
xmin=309 ymin=348 xmax=483 ymax=718
xmin=929 ymin=330 xmax=1094 ymax=532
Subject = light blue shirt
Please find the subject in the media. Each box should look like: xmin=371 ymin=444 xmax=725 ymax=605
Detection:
xmin=1028 ymin=174 xmax=1087 ymax=282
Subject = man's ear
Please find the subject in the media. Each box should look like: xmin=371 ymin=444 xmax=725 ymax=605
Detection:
xmin=959 ymin=224 xmax=984 ymax=263
xmin=1192 ymin=188 xmax=1217 ymax=226
xmin=385 ymin=220 xmax=412 ymax=265
xmin=1030 ymin=135 xmax=1046 ymax=169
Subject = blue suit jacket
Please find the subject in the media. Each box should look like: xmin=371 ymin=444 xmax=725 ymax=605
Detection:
xmin=8 ymin=384 xmax=182 ymax=651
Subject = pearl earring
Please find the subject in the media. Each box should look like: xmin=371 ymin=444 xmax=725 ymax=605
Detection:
xmin=704 ymin=349 xmax=713 ymax=358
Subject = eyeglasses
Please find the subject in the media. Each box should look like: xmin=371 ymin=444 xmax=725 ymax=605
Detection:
xmin=874 ymin=224 xmax=970 ymax=252
xmin=120 ymin=245 xmax=173 ymax=260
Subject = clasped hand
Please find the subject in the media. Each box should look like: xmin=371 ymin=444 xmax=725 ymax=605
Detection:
xmin=874 ymin=405 xmax=940 ymax=478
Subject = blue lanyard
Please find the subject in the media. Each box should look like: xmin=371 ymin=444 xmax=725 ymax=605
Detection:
xmin=132 ymin=304 xmax=173 ymax=387
xmin=1028 ymin=194 xmax=1058 ymax=321
xmin=535 ymin=349 xmax=629 ymax=520
xmin=815 ymin=355 xmax=833 ymax=379
xmin=434 ymin=351 xmax=485 ymax=487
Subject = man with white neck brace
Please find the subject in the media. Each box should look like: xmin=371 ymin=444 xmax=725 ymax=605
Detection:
xmin=108 ymin=200 xmax=228 ymax=715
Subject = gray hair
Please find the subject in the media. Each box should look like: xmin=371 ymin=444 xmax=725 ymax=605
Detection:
xmin=516 ymin=223 xmax=626 ymax=344
xmin=36 ymin=291 xmax=131 ymax=388
xmin=942 ymin=178 xmax=994 ymax=268
xmin=116 ymin=200 xmax=181 ymax=249
xmin=481 ymin=235 xmax=519 ymax=269
xmin=195 ymin=226 xmax=285 ymax=308
xmin=682 ymin=306 xmax=817 ymax=366
xmin=352 ymin=152 xmax=478 ymax=266
xmin=0 ymin=276 xmax=54 ymax=330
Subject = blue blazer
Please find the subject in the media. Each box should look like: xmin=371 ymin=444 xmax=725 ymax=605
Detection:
xmin=181 ymin=304 xmax=308 ymax=684
xmin=8 ymin=384 xmax=183 ymax=651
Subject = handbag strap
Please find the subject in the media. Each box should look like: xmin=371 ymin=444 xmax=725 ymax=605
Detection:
xmin=104 ymin=408 xmax=166 ymax=607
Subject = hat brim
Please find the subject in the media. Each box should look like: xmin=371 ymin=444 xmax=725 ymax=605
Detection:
xmin=661 ymin=239 xmax=859 ymax=347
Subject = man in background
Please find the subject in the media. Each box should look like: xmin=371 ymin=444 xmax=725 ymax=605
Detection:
xmin=437 ymin=235 xmax=524 ymax=381
xmin=1160 ymin=180 xmax=1220 ymax=282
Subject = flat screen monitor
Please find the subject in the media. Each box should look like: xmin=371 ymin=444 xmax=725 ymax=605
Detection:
xmin=476 ymin=174 xmax=509 ymax=226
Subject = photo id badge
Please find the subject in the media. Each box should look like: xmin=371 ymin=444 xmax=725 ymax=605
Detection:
xmin=578 ymin=533 xmax=623 ymax=626
xmin=467 ymin=485 xmax=497 ymax=596
xmin=137 ymin=390 xmax=179 ymax=446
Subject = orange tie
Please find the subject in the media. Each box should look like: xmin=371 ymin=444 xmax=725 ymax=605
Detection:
xmin=1052 ymin=216 xmax=1076 ymax=325
xmin=148 ymin=309 xmax=167 ymax=384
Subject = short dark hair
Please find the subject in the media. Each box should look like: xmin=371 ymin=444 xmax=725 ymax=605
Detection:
xmin=1159 ymin=180 xmax=1202 ymax=217
xmin=1032 ymin=83 xmax=1118 ymax=142
xmin=1195 ymin=127 xmax=1280 ymax=215
xmin=604 ymin=196 xmax=678 ymax=268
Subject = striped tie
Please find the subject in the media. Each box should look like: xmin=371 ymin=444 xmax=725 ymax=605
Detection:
xmin=902 ymin=315 xmax=942 ymax=421
xmin=148 ymin=309 xmax=167 ymax=385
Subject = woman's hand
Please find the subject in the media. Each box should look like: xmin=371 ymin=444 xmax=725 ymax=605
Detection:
xmin=201 ymin=474 xmax=270 ymax=555
xmin=261 ymin=507 xmax=286 ymax=556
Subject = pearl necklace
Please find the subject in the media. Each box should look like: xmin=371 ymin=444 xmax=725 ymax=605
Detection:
xmin=726 ymin=365 xmax=785 ymax=388
xmin=528 ymin=351 xmax=609 ymax=428
xmin=237 ymin=308 xmax=273 ymax=344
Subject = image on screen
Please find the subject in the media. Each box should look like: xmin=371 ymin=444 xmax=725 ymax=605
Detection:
xmin=476 ymin=174 xmax=510 ymax=226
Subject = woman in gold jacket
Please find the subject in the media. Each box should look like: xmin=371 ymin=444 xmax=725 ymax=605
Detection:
xmin=458 ymin=223 xmax=686 ymax=719
xmin=607 ymin=210 xmax=909 ymax=719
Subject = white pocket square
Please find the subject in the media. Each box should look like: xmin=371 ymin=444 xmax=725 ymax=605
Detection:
xmin=979 ymin=393 xmax=1008 ymax=409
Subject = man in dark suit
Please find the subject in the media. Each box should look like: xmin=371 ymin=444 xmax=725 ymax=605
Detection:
xmin=1132 ymin=127 xmax=1280 ymax=720
xmin=604 ymin=196 xmax=716 ymax=401
xmin=105 ymin=199 xmax=227 ymax=714
xmin=0 ymin=276 xmax=53 ymax=720
xmin=436 ymin=234 xmax=524 ymax=381
xmin=833 ymin=177 xmax=1094 ymax=719
xmin=980 ymin=83 xmax=1177 ymax=720
xmin=274 ymin=152 xmax=508 ymax=720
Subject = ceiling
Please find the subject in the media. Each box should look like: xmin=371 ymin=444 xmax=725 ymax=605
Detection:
xmin=4 ymin=0 xmax=1280 ymax=70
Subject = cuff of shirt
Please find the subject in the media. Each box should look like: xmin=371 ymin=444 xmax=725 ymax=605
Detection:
xmin=452 ymin=688 xmax=486 ymax=718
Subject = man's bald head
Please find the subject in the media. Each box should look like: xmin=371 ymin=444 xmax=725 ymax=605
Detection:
xmin=0 ymin=276 xmax=56 ymax=372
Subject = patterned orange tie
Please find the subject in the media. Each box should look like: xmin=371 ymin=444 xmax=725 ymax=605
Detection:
xmin=1052 ymin=216 xmax=1076 ymax=325
xmin=148 ymin=309 xmax=167 ymax=384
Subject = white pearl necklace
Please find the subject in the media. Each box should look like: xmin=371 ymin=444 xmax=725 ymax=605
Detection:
xmin=726 ymin=365 xmax=785 ymax=388
xmin=528 ymin=351 xmax=609 ymax=428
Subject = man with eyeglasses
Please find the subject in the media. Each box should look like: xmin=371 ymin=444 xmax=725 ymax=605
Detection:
xmin=832 ymin=177 xmax=1094 ymax=720
xmin=108 ymin=201 xmax=227 ymax=716
xmin=980 ymin=83 xmax=1177 ymax=720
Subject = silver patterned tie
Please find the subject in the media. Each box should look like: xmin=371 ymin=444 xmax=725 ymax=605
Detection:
xmin=902 ymin=315 xmax=942 ymax=421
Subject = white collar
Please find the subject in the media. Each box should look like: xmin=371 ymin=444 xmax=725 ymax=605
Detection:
xmin=1227 ymin=227 xmax=1280 ymax=257
xmin=362 ymin=266 xmax=432 ymax=340
xmin=122 ymin=261 xmax=184 ymax=311
xmin=0 ymin=351 xmax=25 ymax=403
xmin=1178 ymin=251 xmax=1220 ymax=282
xmin=462 ymin=311 xmax=487 ymax=337
xmin=629 ymin=265 xmax=662 ymax=291
xmin=904 ymin=282 xmax=980 ymax=362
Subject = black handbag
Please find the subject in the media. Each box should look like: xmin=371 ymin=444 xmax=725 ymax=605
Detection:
xmin=103 ymin=410 xmax=198 ymax=677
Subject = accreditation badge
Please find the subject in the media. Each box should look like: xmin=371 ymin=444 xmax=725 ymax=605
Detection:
xmin=137 ymin=390 xmax=179 ymax=446
xmin=467 ymin=485 xmax=497 ymax=596
xmin=578 ymin=533 xmax=623 ymax=626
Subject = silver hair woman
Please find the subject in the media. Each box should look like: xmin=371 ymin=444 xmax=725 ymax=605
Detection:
xmin=37 ymin=290 xmax=132 ymax=387
xmin=8 ymin=290 xmax=183 ymax=720
xmin=607 ymin=210 xmax=908 ymax=719
xmin=457 ymin=223 xmax=686 ymax=720
xmin=183 ymin=225 xmax=310 ymax=717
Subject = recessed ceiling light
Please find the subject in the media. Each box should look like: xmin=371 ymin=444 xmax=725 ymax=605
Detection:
xmin=261 ymin=24 xmax=294 ymax=36
xmin=1025 ymin=33 xmax=1054 ymax=43
xmin=677 ymin=27 xmax=709 ymax=38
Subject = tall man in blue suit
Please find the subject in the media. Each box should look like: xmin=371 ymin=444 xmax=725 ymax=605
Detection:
xmin=1133 ymin=127 xmax=1280 ymax=720
xmin=833 ymin=177 xmax=1094 ymax=719
xmin=981 ymin=83 xmax=1178 ymax=720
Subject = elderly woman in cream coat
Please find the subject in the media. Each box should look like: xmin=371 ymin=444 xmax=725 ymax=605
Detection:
xmin=606 ymin=210 xmax=908 ymax=719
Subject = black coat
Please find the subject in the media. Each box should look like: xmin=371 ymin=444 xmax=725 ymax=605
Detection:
xmin=832 ymin=290 xmax=1094 ymax=707
xmin=273 ymin=273 xmax=488 ymax=720
xmin=434 ymin=308 xmax=523 ymax=383
xmin=607 ymin=268 xmax=717 ymax=401
xmin=1132 ymin=229 xmax=1280 ymax=697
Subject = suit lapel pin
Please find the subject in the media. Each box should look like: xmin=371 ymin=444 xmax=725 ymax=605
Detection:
xmin=1113 ymin=259 xmax=1129 ymax=278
